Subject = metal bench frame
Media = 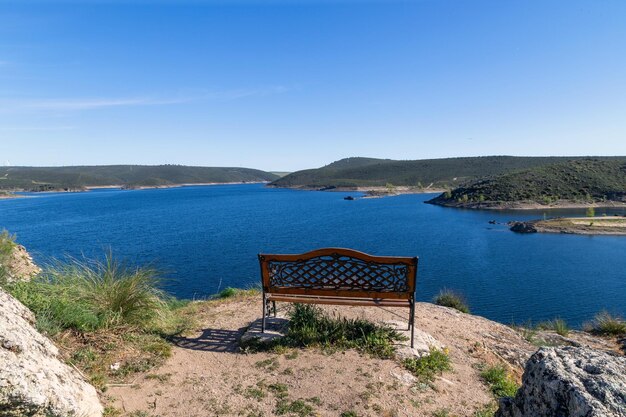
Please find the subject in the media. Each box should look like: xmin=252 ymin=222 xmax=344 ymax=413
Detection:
xmin=258 ymin=248 xmax=418 ymax=347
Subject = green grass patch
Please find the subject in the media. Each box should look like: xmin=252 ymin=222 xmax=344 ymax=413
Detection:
xmin=403 ymin=347 xmax=452 ymax=382
xmin=215 ymin=285 xmax=261 ymax=299
xmin=537 ymin=318 xmax=570 ymax=337
xmin=480 ymin=365 xmax=519 ymax=398
xmin=275 ymin=399 xmax=314 ymax=417
xmin=4 ymin=252 xmax=194 ymax=388
xmin=473 ymin=403 xmax=498 ymax=417
xmin=433 ymin=289 xmax=470 ymax=313
xmin=0 ymin=229 xmax=17 ymax=284
xmin=246 ymin=304 xmax=405 ymax=359
xmin=584 ymin=311 xmax=626 ymax=336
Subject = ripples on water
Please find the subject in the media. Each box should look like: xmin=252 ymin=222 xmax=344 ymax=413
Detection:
xmin=1 ymin=184 xmax=625 ymax=326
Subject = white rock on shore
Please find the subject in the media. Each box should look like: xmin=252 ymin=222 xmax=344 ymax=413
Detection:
xmin=0 ymin=289 xmax=103 ymax=417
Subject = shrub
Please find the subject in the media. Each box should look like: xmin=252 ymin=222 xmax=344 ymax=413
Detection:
xmin=403 ymin=347 xmax=452 ymax=382
xmin=275 ymin=399 xmax=314 ymax=416
xmin=5 ymin=253 xmax=192 ymax=388
xmin=19 ymin=253 xmax=170 ymax=331
xmin=434 ymin=289 xmax=470 ymax=313
xmin=218 ymin=287 xmax=238 ymax=298
xmin=284 ymin=304 xmax=404 ymax=358
xmin=244 ymin=304 xmax=405 ymax=359
xmin=537 ymin=318 xmax=570 ymax=337
xmin=480 ymin=365 xmax=519 ymax=398
xmin=584 ymin=311 xmax=626 ymax=336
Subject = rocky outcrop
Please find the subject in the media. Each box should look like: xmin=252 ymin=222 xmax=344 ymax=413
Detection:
xmin=1 ymin=244 xmax=41 ymax=283
xmin=0 ymin=289 xmax=103 ymax=417
xmin=509 ymin=221 xmax=538 ymax=234
xmin=496 ymin=346 xmax=626 ymax=417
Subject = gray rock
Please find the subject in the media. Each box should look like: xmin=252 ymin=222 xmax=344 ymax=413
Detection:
xmin=496 ymin=346 xmax=626 ymax=417
xmin=0 ymin=289 xmax=103 ymax=417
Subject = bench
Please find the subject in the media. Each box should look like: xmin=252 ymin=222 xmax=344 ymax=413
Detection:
xmin=258 ymin=248 xmax=419 ymax=347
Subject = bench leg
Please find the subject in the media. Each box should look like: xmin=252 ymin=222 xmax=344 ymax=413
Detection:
xmin=410 ymin=300 xmax=415 ymax=349
xmin=262 ymin=292 xmax=267 ymax=333
xmin=272 ymin=301 xmax=277 ymax=317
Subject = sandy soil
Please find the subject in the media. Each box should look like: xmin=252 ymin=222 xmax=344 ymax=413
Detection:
xmin=107 ymin=296 xmax=537 ymax=417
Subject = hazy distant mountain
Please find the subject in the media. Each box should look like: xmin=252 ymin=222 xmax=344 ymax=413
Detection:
xmin=0 ymin=165 xmax=279 ymax=192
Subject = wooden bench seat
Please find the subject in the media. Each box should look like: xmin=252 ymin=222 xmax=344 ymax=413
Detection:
xmin=258 ymin=248 xmax=419 ymax=347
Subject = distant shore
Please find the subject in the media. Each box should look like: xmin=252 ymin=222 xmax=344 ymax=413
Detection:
xmin=0 ymin=193 xmax=26 ymax=200
xmin=511 ymin=217 xmax=626 ymax=236
xmin=268 ymin=184 xmax=446 ymax=198
xmin=427 ymin=199 xmax=626 ymax=210
xmin=1 ymin=181 xmax=270 ymax=197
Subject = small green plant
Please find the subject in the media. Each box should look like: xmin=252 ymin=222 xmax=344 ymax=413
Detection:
xmin=584 ymin=311 xmax=626 ymax=336
xmin=432 ymin=409 xmax=451 ymax=417
xmin=216 ymin=285 xmax=261 ymax=299
xmin=537 ymin=318 xmax=569 ymax=337
xmin=403 ymin=347 xmax=452 ymax=382
xmin=275 ymin=399 xmax=314 ymax=416
xmin=433 ymin=289 xmax=470 ymax=313
xmin=480 ymin=365 xmax=519 ymax=398
xmin=244 ymin=386 xmax=266 ymax=399
xmin=268 ymin=383 xmax=289 ymax=399
xmin=218 ymin=287 xmax=238 ymax=298
xmin=473 ymin=402 xmax=498 ymax=417
xmin=255 ymin=357 xmax=280 ymax=371
xmin=340 ymin=411 xmax=358 ymax=417
xmin=586 ymin=206 xmax=596 ymax=217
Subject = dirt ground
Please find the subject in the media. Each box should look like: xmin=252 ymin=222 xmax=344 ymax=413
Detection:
xmin=106 ymin=295 xmax=545 ymax=417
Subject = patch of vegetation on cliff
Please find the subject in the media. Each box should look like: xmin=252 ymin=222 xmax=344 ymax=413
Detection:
xmin=270 ymin=156 xmax=623 ymax=189
xmin=0 ymin=230 xmax=17 ymax=283
xmin=480 ymin=364 xmax=519 ymax=398
xmin=584 ymin=311 xmax=626 ymax=336
xmin=0 ymin=165 xmax=279 ymax=192
xmin=5 ymin=254 xmax=195 ymax=390
xmin=403 ymin=347 xmax=452 ymax=382
xmin=427 ymin=159 xmax=626 ymax=208
xmin=433 ymin=289 xmax=470 ymax=313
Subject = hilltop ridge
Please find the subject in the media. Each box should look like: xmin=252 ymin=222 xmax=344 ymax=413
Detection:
xmin=426 ymin=158 xmax=626 ymax=209
xmin=0 ymin=165 xmax=279 ymax=193
xmin=270 ymin=156 xmax=626 ymax=190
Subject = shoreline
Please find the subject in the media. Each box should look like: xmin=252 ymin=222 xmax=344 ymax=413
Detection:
xmin=510 ymin=217 xmax=626 ymax=236
xmin=2 ymin=181 xmax=271 ymax=196
xmin=267 ymin=184 xmax=446 ymax=198
xmin=427 ymin=200 xmax=626 ymax=211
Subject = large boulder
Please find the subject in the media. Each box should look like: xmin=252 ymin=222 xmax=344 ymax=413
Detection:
xmin=496 ymin=346 xmax=626 ymax=417
xmin=0 ymin=289 xmax=103 ymax=417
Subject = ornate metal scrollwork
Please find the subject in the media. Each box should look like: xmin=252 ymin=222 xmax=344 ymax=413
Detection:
xmin=267 ymin=252 xmax=409 ymax=292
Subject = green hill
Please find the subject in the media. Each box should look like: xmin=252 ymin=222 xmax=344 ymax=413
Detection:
xmin=0 ymin=165 xmax=279 ymax=192
xmin=270 ymin=156 xmax=624 ymax=189
xmin=426 ymin=159 xmax=626 ymax=209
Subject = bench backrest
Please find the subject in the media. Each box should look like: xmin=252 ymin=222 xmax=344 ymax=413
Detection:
xmin=258 ymin=248 xmax=418 ymax=300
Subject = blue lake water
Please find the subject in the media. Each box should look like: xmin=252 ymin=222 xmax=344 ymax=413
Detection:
xmin=1 ymin=184 xmax=625 ymax=327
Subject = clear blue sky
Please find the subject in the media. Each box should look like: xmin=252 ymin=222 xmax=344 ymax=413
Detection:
xmin=1 ymin=0 xmax=625 ymax=171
